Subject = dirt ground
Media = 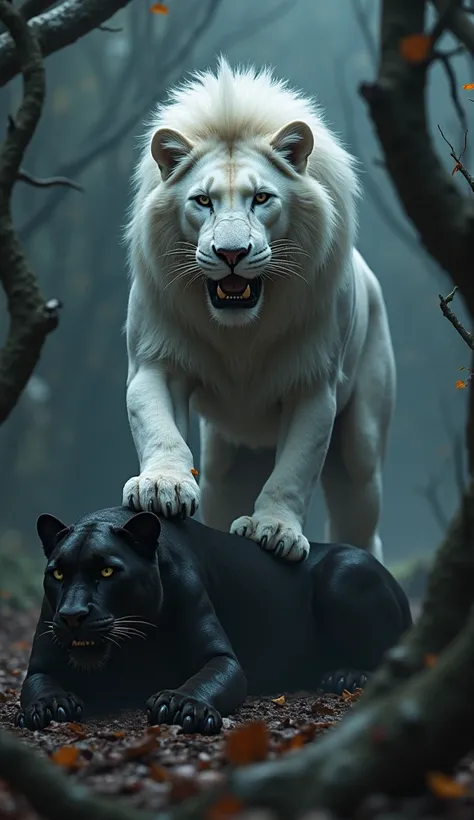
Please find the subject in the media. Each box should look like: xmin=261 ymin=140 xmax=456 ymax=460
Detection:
xmin=0 ymin=604 xmax=473 ymax=820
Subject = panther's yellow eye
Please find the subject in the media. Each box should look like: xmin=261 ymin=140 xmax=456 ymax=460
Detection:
xmin=196 ymin=195 xmax=211 ymax=207
xmin=100 ymin=567 xmax=114 ymax=578
xmin=254 ymin=192 xmax=270 ymax=204
xmin=52 ymin=569 xmax=63 ymax=581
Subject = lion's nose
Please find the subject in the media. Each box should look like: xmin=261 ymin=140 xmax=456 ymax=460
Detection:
xmin=59 ymin=609 xmax=89 ymax=629
xmin=212 ymin=245 xmax=251 ymax=267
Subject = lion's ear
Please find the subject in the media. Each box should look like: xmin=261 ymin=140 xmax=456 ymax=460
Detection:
xmin=112 ymin=512 xmax=161 ymax=560
xmin=37 ymin=514 xmax=71 ymax=559
xmin=269 ymin=120 xmax=314 ymax=174
xmin=151 ymin=127 xmax=195 ymax=181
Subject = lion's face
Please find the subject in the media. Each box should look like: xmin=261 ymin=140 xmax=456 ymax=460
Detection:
xmin=37 ymin=511 xmax=163 ymax=671
xmin=151 ymin=121 xmax=317 ymax=328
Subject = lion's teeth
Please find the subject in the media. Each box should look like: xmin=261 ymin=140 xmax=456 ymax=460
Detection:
xmin=242 ymin=285 xmax=251 ymax=299
xmin=216 ymin=284 xmax=227 ymax=300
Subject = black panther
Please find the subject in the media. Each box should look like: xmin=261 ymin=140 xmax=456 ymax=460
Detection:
xmin=17 ymin=507 xmax=412 ymax=734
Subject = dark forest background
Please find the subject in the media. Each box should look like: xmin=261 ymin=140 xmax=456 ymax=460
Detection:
xmin=0 ymin=0 xmax=471 ymax=573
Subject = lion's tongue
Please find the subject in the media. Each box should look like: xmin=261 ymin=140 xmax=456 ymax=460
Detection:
xmin=219 ymin=274 xmax=248 ymax=294
xmin=217 ymin=275 xmax=250 ymax=298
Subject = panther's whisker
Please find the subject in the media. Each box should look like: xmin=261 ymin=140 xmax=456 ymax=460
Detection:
xmin=104 ymin=635 xmax=122 ymax=650
xmin=114 ymin=616 xmax=157 ymax=628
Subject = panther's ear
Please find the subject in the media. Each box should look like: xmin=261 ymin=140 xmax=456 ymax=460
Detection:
xmin=37 ymin=514 xmax=71 ymax=559
xmin=112 ymin=512 xmax=161 ymax=560
xmin=151 ymin=127 xmax=195 ymax=182
xmin=269 ymin=120 xmax=314 ymax=174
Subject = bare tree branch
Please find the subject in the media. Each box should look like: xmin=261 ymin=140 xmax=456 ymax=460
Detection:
xmin=431 ymin=0 xmax=474 ymax=54
xmin=439 ymin=285 xmax=474 ymax=348
xmin=17 ymin=167 xmax=83 ymax=191
xmin=0 ymin=0 xmax=138 ymax=88
xmin=19 ymin=0 xmax=62 ymax=22
xmin=437 ymin=125 xmax=474 ymax=192
xmin=359 ymin=0 xmax=474 ymax=315
xmin=0 ymin=0 xmax=61 ymax=425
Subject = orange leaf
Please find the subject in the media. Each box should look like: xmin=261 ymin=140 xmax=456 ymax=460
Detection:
xmin=190 ymin=468 xmax=199 ymax=477
xmin=149 ymin=763 xmax=171 ymax=782
xmin=150 ymin=3 xmax=168 ymax=12
xmin=424 ymin=653 xmax=438 ymax=667
xmin=50 ymin=745 xmax=81 ymax=768
xmin=452 ymin=162 xmax=462 ymax=176
xmin=271 ymin=695 xmax=286 ymax=706
xmin=224 ymin=721 xmax=269 ymax=766
xmin=463 ymin=83 xmax=474 ymax=90
xmin=456 ymin=380 xmax=467 ymax=389
xmin=207 ymin=794 xmax=244 ymax=820
xmin=399 ymin=33 xmax=432 ymax=64
xmin=426 ymin=771 xmax=469 ymax=799
xmin=123 ymin=734 xmax=158 ymax=760
xmin=66 ymin=722 xmax=87 ymax=738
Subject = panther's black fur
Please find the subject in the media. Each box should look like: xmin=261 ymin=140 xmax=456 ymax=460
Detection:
xmin=17 ymin=507 xmax=412 ymax=734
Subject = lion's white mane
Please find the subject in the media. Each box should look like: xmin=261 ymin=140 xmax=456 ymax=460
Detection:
xmin=125 ymin=56 xmax=362 ymax=391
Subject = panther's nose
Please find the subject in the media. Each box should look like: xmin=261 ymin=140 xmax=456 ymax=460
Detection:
xmin=212 ymin=245 xmax=251 ymax=268
xmin=58 ymin=609 xmax=89 ymax=629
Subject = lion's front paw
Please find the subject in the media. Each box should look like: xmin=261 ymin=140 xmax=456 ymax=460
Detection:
xmin=146 ymin=690 xmax=221 ymax=735
xmin=15 ymin=692 xmax=84 ymax=731
xmin=230 ymin=513 xmax=310 ymax=562
xmin=123 ymin=469 xmax=200 ymax=519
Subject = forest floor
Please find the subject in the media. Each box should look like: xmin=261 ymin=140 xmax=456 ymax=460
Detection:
xmin=0 ymin=603 xmax=473 ymax=820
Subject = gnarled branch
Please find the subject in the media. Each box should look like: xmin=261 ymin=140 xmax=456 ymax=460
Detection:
xmin=0 ymin=0 xmax=138 ymax=88
xmin=0 ymin=0 xmax=60 ymax=425
xmin=359 ymin=0 xmax=474 ymax=314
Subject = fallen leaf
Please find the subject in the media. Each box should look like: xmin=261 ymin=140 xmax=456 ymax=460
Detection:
xmin=463 ymin=83 xmax=474 ymax=90
xmin=224 ymin=721 xmax=269 ymax=766
xmin=426 ymin=771 xmax=469 ymax=799
xmin=66 ymin=722 xmax=87 ymax=738
xmin=208 ymin=794 xmax=244 ymax=819
xmin=123 ymin=733 xmax=159 ymax=760
xmin=271 ymin=695 xmax=286 ymax=706
xmin=399 ymin=33 xmax=432 ymax=64
xmin=311 ymin=700 xmax=337 ymax=716
xmin=50 ymin=746 xmax=81 ymax=769
xmin=149 ymin=763 xmax=171 ymax=782
xmin=150 ymin=2 xmax=168 ymax=12
xmin=342 ymin=687 xmax=363 ymax=703
xmin=456 ymin=380 xmax=467 ymax=389
xmin=424 ymin=653 xmax=438 ymax=668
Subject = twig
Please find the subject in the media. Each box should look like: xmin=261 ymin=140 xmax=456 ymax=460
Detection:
xmin=0 ymin=0 xmax=138 ymax=87
xmin=0 ymin=0 xmax=60 ymax=424
xmin=437 ymin=54 xmax=468 ymax=133
xmin=439 ymin=285 xmax=474 ymax=349
xmin=437 ymin=125 xmax=474 ymax=193
xmin=98 ymin=24 xmax=122 ymax=32
xmin=17 ymin=167 xmax=83 ymax=191
xmin=431 ymin=0 xmax=474 ymax=55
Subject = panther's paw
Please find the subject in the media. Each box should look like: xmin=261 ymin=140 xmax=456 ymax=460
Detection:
xmin=15 ymin=692 xmax=84 ymax=731
xmin=230 ymin=513 xmax=310 ymax=562
xmin=146 ymin=690 xmax=222 ymax=735
xmin=123 ymin=468 xmax=200 ymax=519
xmin=317 ymin=669 xmax=369 ymax=696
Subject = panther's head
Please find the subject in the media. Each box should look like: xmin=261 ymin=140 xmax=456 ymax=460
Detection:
xmin=37 ymin=511 xmax=163 ymax=671
xmin=149 ymin=120 xmax=322 ymax=328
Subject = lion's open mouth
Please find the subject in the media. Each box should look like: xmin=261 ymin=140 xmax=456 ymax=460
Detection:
xmin=207 ymin=274 xmax=262 ymax=309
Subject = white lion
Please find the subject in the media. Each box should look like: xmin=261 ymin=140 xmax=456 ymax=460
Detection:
xmin=122 ymin=57 xmax=395 ymax=564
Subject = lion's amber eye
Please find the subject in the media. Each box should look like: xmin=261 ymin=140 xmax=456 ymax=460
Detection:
xmin=254 ymin=192 xmax=271 ymax=204
xmin=100 ymin=567 xmax=114 ymax=578
xmin=196 ymin=195 xmax=211 ymax=207
xmin=52 ymin=569 xmax=63 ymax=581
